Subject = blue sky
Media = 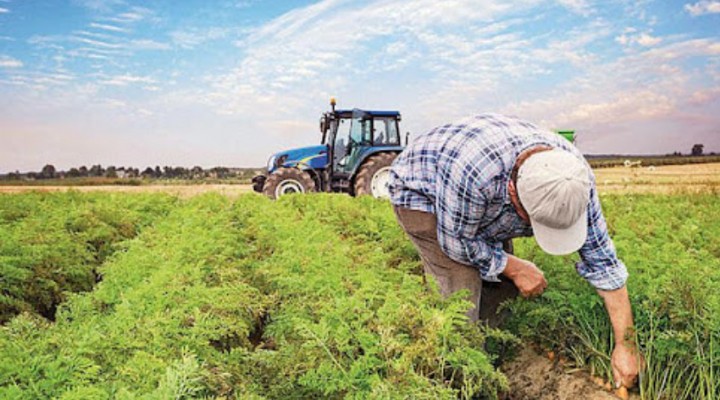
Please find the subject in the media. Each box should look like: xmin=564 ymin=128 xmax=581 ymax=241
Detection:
xmin=1 ymin=0 xmax=719 ymax=172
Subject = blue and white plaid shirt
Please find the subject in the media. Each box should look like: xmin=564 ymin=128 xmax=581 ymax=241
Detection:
xmin=389 ymin=113 xmax=628 ymax=291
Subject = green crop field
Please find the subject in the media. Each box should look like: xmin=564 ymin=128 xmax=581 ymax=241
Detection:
xmin=0 ymin=192 xmax=718 ymax=399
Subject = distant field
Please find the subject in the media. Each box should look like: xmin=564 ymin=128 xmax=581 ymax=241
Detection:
xmin=0 ymin=177 xmax=253 ymax=186
xmin=0 ymin=183 xmax=254 ymax=197
xmin=587 ymin=154 xmax=720 ymax=168
xmin=593 ymin=162 xmax=720 ymax=193
xmin=2 ymin=162 xmax=718 ymax=196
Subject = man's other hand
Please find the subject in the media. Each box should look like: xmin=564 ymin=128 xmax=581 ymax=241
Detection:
xmin=502 ymin=255 xmax=547 ymax=298
xmin=612 ymin=342 xmax=641 ymax=389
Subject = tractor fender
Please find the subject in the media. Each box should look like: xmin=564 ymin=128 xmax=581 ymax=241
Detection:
xmin=349 ymin=146 xmax=404 ymax=177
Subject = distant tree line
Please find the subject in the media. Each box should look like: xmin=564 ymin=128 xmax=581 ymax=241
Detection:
xmin=0 ymin=164 xmax=263 ymax=182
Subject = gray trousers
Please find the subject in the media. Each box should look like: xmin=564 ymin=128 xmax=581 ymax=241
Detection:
xmin=393 ymin=206 xmax=518 ymax=325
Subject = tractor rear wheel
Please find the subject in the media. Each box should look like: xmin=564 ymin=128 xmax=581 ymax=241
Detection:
xmin=263 ymin=168 xmax=316 ymax=199
xmin=354 ymin=152 xmax=397 ymax=198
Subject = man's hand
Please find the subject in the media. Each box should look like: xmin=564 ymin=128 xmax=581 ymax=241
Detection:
xmin=612 ymin=341 xmax=641 ymax=388
xmin=502 ymin=255 xmax=547 ymax=298
xmin=598 ymin=285 xmax=642 ymax=389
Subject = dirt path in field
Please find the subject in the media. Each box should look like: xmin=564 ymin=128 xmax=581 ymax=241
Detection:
xmin=502 ymin=348 xmax=637 ymax=400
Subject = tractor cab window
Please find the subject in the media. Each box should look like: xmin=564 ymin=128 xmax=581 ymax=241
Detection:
xmin=333 ymin=118 xmax=351 ymax=167
xmin=373 ymin=117 xmax=400 ymax=145
xmin=333 ymin=110 xmax=370 ymax=174
xmin=349 ymin=114 xmax=371 ymax=146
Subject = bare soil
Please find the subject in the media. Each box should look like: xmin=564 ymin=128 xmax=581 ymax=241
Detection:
xmin=502 ymin=348 xmax=636 ymax=400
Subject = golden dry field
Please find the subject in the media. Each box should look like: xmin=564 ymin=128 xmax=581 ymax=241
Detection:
xmin=593 ymin=162 xmax=720 ymax=194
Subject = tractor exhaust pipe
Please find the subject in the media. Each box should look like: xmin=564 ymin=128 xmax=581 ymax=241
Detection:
xmin=330 ymin=97 xmax=336 ymax=112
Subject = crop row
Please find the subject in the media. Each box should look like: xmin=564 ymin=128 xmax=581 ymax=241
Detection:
xmin=1 ymin=192 xmax=717 ymax=399
xmin=0 ymin=192 xmax=177 ymax=324
xmin=508 ymin=194 xmax=720 ymax=400
xmin=0 ymin=194 xmax=507 ymax=399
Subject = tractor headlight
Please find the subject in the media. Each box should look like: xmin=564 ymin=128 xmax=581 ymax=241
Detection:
xmin=267 ymin=155 xmax=277 ymax=170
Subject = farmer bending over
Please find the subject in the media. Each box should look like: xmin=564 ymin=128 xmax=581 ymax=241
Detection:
xmin=388 ymin=113 xmax=641 ymax=389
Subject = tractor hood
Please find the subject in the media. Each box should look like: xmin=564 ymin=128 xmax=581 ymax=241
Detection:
xmin=267 ymin=145 xmax=328 ymax=173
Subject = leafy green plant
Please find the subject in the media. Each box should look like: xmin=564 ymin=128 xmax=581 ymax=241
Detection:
xmin=0 ymin=192 xmax=176 ymax=323
xmin=507 ymin=194 xmax=720 ymax=400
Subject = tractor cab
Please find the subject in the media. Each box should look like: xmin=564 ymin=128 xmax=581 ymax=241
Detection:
xmin=322 ymin=107 xmax=403 ymax=192
xmin=253 ymin=99 xmax=406 ymax=199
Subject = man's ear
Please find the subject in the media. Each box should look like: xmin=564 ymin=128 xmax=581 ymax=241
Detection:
xmin=508 ymin=179 xmax=517 ymax=197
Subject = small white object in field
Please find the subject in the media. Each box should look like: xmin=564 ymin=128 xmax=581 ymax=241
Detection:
xmin=648 ymin=165 xmax=656 ymax=171
xmin=624 ymin=160 xmax=631 ymax=167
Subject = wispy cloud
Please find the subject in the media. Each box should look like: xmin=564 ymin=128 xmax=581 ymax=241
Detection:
xmin=170 ymin=27 xmax=234 ymax=49
xmin=74 ymin=36 xmax=122 ymax=49
xmin=556 ymin=0 xmax=593 ymax=16
xmin=89 ymin=22 xmax=129 ymax=33
xmin=100 ymin=74 xmax=155 ymax=86
xmin=128 ymin=39 xmax=169 ymax=50
xmin=0 ymin=7 xmax=9 ymax=13
xmin=72 ymin=0 xmax=125 ymax=12
xmin=105 ymin=7 xmax=152 ymax=23
xmin=685 ymin=1 xmax=720 ymax=16
xmin=0 ymin=55 xmax=23 ymax=68
xmin=616 ymin=30 xmax=663 ymax=47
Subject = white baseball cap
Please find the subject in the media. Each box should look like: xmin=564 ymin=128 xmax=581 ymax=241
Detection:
xmin=516 ymin=148 xmax=591 ymax=255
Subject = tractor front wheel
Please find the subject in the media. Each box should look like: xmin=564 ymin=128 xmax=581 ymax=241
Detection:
xmin=263 ymin=168 xmax=316 ymax=199
xmin=354 ymin=152 xmax=397 ymax=198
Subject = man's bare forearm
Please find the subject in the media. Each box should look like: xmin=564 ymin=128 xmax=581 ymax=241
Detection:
xmin=597 ymin=285 xmax=634 ymax=344
xmin=597 ymin=285 xmax=641 ymax=388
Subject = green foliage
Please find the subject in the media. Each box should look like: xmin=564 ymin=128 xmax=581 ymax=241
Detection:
xmin=1 ymin=191 xmax=717 ymax=399
xmin=0 ymin=193 xmax=507 ymax=399
xmin=229 ymin=195 xmax=508 ymax=399
xmin=507 ymin=194 xmax=720 ymax=400
xmin=0 ymin=192 xmax=177 ymax=323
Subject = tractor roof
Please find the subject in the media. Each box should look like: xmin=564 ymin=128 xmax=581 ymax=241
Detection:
xmin=335 ymin=109 xmax=400 ymax=117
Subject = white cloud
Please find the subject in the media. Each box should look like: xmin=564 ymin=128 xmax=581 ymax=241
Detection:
xmin=0 ymin=7 xmax=9 ymax=13
xmin=684 ymin=1 xmax=720 ymax=16
xmin=690 ymin=87 xmax=720 ymax=105
xmin=170 ymin=27 xmax=233 ymax=49
xmin=0 ymin=55 xmax=23 ymax=68
xmin=74 ymin=36 xmax=122 ymax=49
xmin=100 ymin=74 xmax=155 ymax=86
xmin=89 ymin=22 xmax=129 ymax=33
xmin=72 ymin=0 xmax=124 ymax=12
xmin=636 ymin=33 xmax=662 ymax=47
xmin=615 ymin=31 xmax=662 ymax=47
xmin=128 ymin=39 xmax=170 ymax=50
xmin=209 ymin=0 xmax=543 ymax=119
xmin=106 ymin=7 xmax=152 ymax=23
xmin=556 ymin=0 xmax=593 ymax=16
xmin=502 ymin=36 xmax=720 ymax=153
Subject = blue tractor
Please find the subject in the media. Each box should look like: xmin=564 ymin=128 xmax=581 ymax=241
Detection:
xmin=252 ymin=99 xmax=406 ymax=199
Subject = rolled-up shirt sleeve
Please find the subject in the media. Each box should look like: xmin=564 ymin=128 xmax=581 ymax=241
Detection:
xmin=434 ymin=164 xmax=508 ymax=282
xmin=576 ymin=185 xmax=629 ymax=291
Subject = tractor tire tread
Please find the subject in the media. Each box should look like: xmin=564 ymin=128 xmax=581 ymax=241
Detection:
xmin=354 ymin=152 xmax=397 ymax=197
xmin=262 ymin=167 xmax=316 ymax=200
